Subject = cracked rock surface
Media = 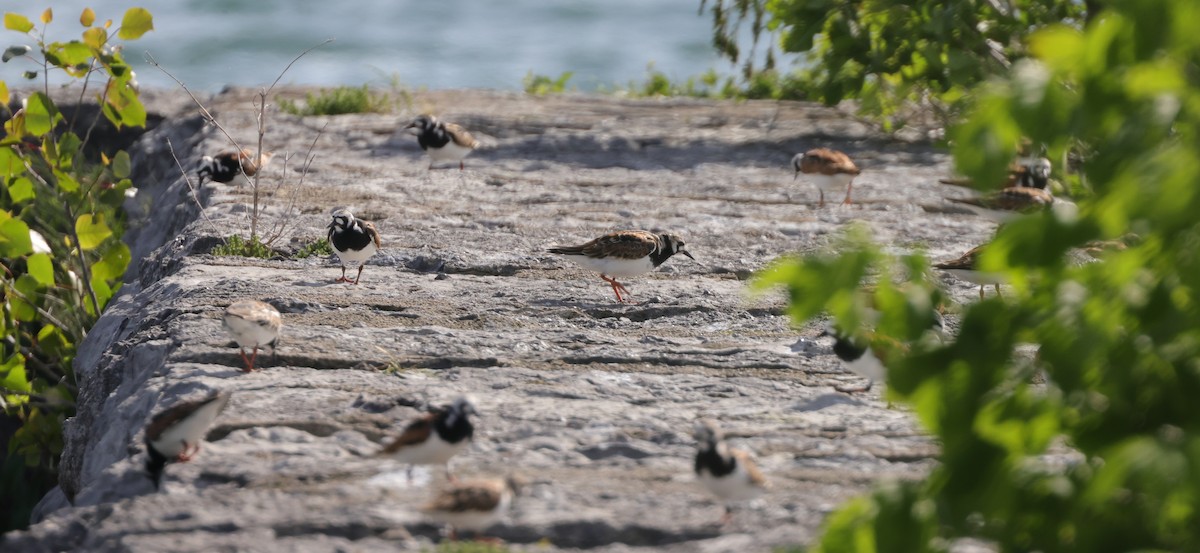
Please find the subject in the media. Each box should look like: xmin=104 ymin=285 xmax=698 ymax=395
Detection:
xmin=5 ymin=89 xmax=996 ymax=552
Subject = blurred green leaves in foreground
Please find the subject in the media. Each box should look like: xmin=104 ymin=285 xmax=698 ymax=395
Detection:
xmin=756 ymin=1 xmax=1200 ymax=550
xmin=1 ymin=6 xmax=149 ymax=531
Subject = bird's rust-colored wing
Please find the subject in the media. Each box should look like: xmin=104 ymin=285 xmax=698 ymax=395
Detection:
xmin=733 ymin=448 xmax=769 ymax=488
xmin=379 ymin=412 xmax=436 ymax=454
xmin=797 ymin=148 xmax=860 ymax=176
xmin=934 ymin=244 xmax=985 ymax=271
xmin=362 ymin=220 xmax=383 ymax=249
xmin=424 ymin=479 xmax=505 ymax=513
xmin=445 ymin=123 xmax=480 ymax=149
xmin=551 ymin=230 xmax=658 ymax=260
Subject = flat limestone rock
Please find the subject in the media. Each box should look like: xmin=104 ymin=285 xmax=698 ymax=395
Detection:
xmin=5 ymin=88 xmax=996 ymax=552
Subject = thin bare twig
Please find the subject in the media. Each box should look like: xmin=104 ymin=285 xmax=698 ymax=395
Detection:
xmin=264 ymin=122 xmax=326 ymax=246
xmin=165 ymin=137 xmax=222 ymax=236
xmin=250 ymin=38 xmax=333 ymax=240
xmin=144 ymin=51 xmax=247 ymax=157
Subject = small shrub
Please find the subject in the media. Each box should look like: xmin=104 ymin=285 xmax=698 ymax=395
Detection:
xmin=211 ymin=234 xmax=274 ymax=258
xmin=293 ymin=238 xmax=331 ymax=259
xmin=279 ymin=85 xmax=391 ymax=116
xmin=523 ymin=71 xmax=574 ymax=96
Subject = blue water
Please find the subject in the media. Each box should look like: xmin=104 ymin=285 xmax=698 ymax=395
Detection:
xmin=12 ymin=1 xmax=728 ymax=92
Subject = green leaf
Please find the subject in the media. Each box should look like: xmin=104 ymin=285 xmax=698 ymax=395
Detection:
xmin=40 ymin=8 xmax=52 ymax=24
xmin=90 ymin=242 xmax=130 ymax=282
xmin=24 ymin=92 xmax=63 ymax=136
xmin=75 ymin=214 xmax=112 ymax=250
xmin=7 ymin=176 xmax=33 ymax=203
xmin=0 ymin=353 xmax=31 ymax=394
xmin=4 ymin=13 xmax=34 ymax=33
xmin=26 ymin=252 xmax=54 ymax=287
xmin=11 ymin=274 xmax=40 ymax=321
xmin=0 ymin=214 xmax=33 ymax=256
xmin=80 ymin=7 xmax=95 ymax=27
xmin=111 ymin=150 xmax=131 ymax=179
xmin=82 ymin=27 xmax=106 ymax=50
xmin=117 ymin=8 xmax=153 ymax=40
xmin=0 ymin=80 xmax=7 ymax=103
xmin=0 ymin=145 xmax=20 ymax=178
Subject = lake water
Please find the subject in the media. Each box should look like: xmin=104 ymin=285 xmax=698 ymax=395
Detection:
xmin=13 ymin=1 xmax=730 ymax=92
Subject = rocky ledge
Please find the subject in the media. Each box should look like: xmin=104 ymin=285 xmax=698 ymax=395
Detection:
xmin=4 ymin=88 xmax=994 ymax=552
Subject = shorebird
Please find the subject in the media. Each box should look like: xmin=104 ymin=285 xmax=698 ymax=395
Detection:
xmin=935 ymin=245 xmax=1006 ymax=299
xmin=792 ymin=148 xmax=861 ymax=207
xmin=377 ymin=396 xmax=478 ymax=482
xmin=939 ymin=157 xmax=1053 ymax=190
xmin=327 ymin=208 xmax=381 ymax=284
xmin=548 ymin=230 xmax=693 ymax=304
xmin=421 ymin=476 xmax=521 ymax=541
xmin=144 ymin=390 xmax=231 ymax=490
xmin=197 ymin=149 xmax=272 ymax=186
xmin=693 ymin=419 xmax=768 ymax=524
xmin=405 ymin=114 xmax=480 ymax=170
xmin=222 ymin=300 xmax=282 ymax=372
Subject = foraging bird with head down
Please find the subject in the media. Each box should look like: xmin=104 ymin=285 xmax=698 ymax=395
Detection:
xmin=327 ymin=208 xmax=381 ymax=285
xmin=222 ymin=299 xmax=282 ymax=372
xmin=144 ymin=390 xmax=231 ymax=490
xmin=404 ymin=114 xmax=480 ymax=170
xmin=421 ymin=476 xmax=522 ymax=541
xmin=792 ymin=148 xmax=861 ymax=207
xmin=548 ymin=230 xmax=694 ymax=304
xmin=197 ymin=149 xmax=272 ymax=186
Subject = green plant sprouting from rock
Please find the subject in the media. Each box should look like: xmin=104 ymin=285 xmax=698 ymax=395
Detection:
xmin=0 ymin=6 xmax=150 ymax=531
xmin=279 ymin=84 xmax=393 ymax=116
xmin=757 ymin=0 xmax=1200 ymax=550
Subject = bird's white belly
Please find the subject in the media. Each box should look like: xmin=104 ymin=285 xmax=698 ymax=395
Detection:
xmin=427 ymin=141 xmax=473 ymax=162
xmin=807 ymin=173 xmax=854 ymax=194
xmin=386 ymin=435 xmax=466 ymax=465
xmin=223 ymin=316 xmax=279 ymax=348
xmin=149 ymin=400 xmax=226 ymax=457
xmin=845 ymin=349 xmax=887 ymax=382
xmin=945 ymin=269 xmax=1006 ymax=286
xmin=697 ymin=465 xmax=764 ymax=502
xmin=563 ymin=255 xmax=656 ymax=278
xmin=335 ymin=241 xmax=377 ymax=265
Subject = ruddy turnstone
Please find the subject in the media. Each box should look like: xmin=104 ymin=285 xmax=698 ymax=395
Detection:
xmin=404 ymin=114 xmax=480 ymax=170
xmin=934 ymin=245 xmax=1006 ymax=299
xmin=144 ymin=390 xmax=231 ymax=490
xmin=693 ymin=419 xmax=767 ymax=524
xmin=821 ymin=311 xmax=944 ymax=393
xmin=196 ymin=149 xmax=272 ymax=186
xmin=223 ymin=299 xmax=282 ymax=372
xmin=421 ymin=476 xmax=521 ymax=541
xmin=792 ymin=148 xmax=861 ymax=207
xmin=547 ymin=230 xmax=694 ymax=304
xmin=939 ymin=157 xmax=1053 ymax=190
xmin=378 ymin=396 xmax=478 ymax=482
xmin=327 ymin=208 xmax=381 ymax=285
xmin=946 ymin=186 xmax=1077 ymax=223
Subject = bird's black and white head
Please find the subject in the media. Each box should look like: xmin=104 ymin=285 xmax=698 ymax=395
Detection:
xmin=404 ymin=114 xmax=437 ymax=135
xmin=693 ymin=418 xmax=723 ymax=447
xmin=329 ymin=208 xmax=355 ymax=232
xmin=661 ymin=233 xmax=695 ymax=261
xmin=791 ymin=153 xmax=805 ymax=178
xmin=444 ymin=395 xmax=479 ymax=425
xmin=1029 ymin=157 xmax=1052 ymax=186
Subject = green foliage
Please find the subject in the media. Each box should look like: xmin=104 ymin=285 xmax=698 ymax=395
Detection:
xmin=279 ymin=85 xmax=392 ymax=116
xmin=523 ymin=70 xmax=575 ymax=96
xmin=292 ymin=237 xmax=331 ymax=259
xmin=0 ymin=6 xmax=149 ymax=531
xmin=703 ymin=0 xmax=1095 ymax=130
xmin=211 ymin=234 xmax=275 ymax=259
xmin=426 ymin=541 xmax=512 ymax=553
xmin=758 ymin=0 xmax=1200 ymax=550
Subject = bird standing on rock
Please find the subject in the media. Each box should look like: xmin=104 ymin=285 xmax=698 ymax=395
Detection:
xmin=693 ymin=419 xmax=768 ymax=525
xmin=792 ymin=148 xmax=861 ymax=207
xmin=144 ymin=390 xmax=231 ymax=490
xmin=421 ymin=476 xmax=521 ymax=542
xmin=197 ymin=149 xmax=272 ymax=186
xmin=223 ymin=300 xmax=282 ymax=372
xmin=327 ymin=208 xmax=381 ymax=285
xmin=377 ymin=396 xmax=478 ymax=483
xmin=548 ymin=230 xmax=694 ymax=304
xmin=405 ymin=114 xmax=480 ymax=170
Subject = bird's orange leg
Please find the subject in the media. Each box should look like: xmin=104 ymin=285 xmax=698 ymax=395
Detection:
xmin=353 ymin=264 xmax=365 ymax=285
xmin=239 ymin=347 xmax=255 ymax=372
xmin=336 ymin=265 xmax=353 ymax=283
xmin=842 ymin=182 xmax=854 ymax=205
xmin=601 ymin=275 xmax=632 ymax=303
